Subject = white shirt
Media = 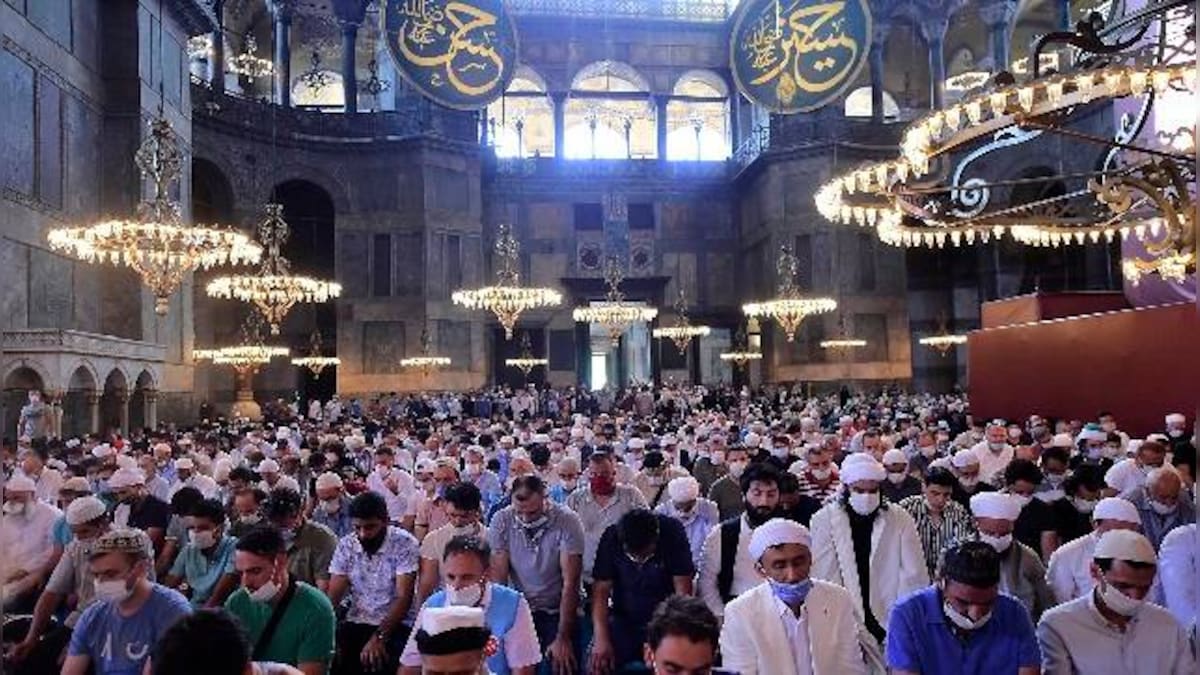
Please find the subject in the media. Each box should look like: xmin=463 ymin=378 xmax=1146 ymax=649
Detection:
xmin=169 ymin=474 xmax=219 ymax=500
xmin=698 ymin=515 xmax=760 ymax=617
xmin=1045 ymin=532 xmax=1098 ymax=604
xmin=20 ymin=468 xmax=63 ymax=505
xmin=398 ymin=584 xmax=541 ymax=670
xmin=366 ymin=466 xmax=415 ymax=522
xmin=0 ymin=501 xmax=62 ymax=574
xmin=970 ymin=440 xmax=1014 ymax=485
xmin=772 ymin=593 xmax=814 ymax=675
xmin=1158 ymin=524 xmax=1197 ymax=631
xmin=1104 ymin=458 xmax=1149 ymax=498
xmin=145 ymin=475 xmax=171 ymax=502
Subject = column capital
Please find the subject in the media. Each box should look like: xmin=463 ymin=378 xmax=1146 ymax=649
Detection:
xmin=978 ymin=0 xmax=1018 ymax=28
xmin=548 ymin=90 xmax=568 ymax=103
xmin=85 ymin=391 xmax=101 ymax=405
xmin=332 ymin=0 xmax=372 ymax=26
xmin=267 ymin=0 xmax=295 ymax=23
xmin=143 ymin=389 xmax=159 ymax=402
xmin=918 ymin=16 xmax=949 ymax=45
xmin=871 ymin=20 xmax=892 ymax=48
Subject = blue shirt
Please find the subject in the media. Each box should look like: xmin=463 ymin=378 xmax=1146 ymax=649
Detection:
xmin=168 ymin=535 xmax=238 ymax=606
xmin=53 ymin=515 xmax=73 ymax=547
xmin=886 ymin=586 xmax=1041 ymax=675
xmin=68 ymin=584 xmax=191 ymax=675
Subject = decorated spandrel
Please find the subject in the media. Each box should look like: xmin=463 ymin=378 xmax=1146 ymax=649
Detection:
xmin=730 ymin=0 xmax=873 ymax=114
xmin=383 ymin=0 xmax=518 ymax=110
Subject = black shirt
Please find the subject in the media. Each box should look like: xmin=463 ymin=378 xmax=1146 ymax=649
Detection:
xmin=126 ymin=495 xmax=171 ymax=531
xmin=1049 ymin=498 xmax=1093 ymax=544
xmin=1013 ymin=498 xmax=1054 ymax=557
xmin=846 ymin=503 xmax=885 ymax=642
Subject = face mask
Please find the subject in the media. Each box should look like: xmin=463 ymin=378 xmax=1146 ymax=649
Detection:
xmin=887 ymin=471 xmax=907 ymax=485
xmin=920 ymin=445 xmax=937 ymax=458
xmin=987 ymin=442 xmax=1006 ymax=452
xmin=1150 ymin=499 xmax=1177 ymax=516
xmin=647 ymin=475 xmax=665 ymax=487
xmin=446 ymin=581 xmax=484 ymax=607
xmin=810 ymin=467 xmax=832 ymax=481
xmin=1044 ymin=472 xmax=1065 ymax=487
xmin=979 ymin=532 xmax=1012 ymax=552
xmin=94 ymin=577 xmax=133 ymax=603
xmin=943 ymin=600 xmax=992 ymax=631
xmin=1168 ymin=428 xmax=1184 ymax=438
xmin=249 ymin=579 xmax=279 ymax=603
xmin=452 ymin=523 xmax=478 ymax=537
xmin=1139 ymin=464 xmax=1157 ymax=477
xmin=2 ymin=500 xmax=28 ymax=516
xmin=321 ymin=498 xmax=341 ymax=514
xmin=848 ymin=491 xmax=880 ymax=515
xmin=1036 ymin=489 xmax=1065 ymax=503
xmin=727 ymin=461 xmax=747 ymax=479
xmin=1072 ymin=497 xmax=1097 ymax=513
xmin=189 ymin=530 xmax=216 ymax=549
xmin=239 ymin=514 xmax=262 ymax=525
xmin=1098 ymin=579 xmax=1144 ymax=616
xmin=589 ymin=475 xmax=614 ymax=494
xmin=710 ymin=451 xmax=726 ymax=466
xmin=1010 ymin=494 xmax=1032 ymax=509
xmin=770 ymin=446 xmax=790 ymax=459
xmin=464 ymin=463 xmax=483 ymax=478
xmin=767 ymin=578 xmax=813 ymax=606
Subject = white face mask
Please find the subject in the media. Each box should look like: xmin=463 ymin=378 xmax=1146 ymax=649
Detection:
xmin=94 ymin=577 xmax=133 ymax=603
xmin=189 ymin=529 xmax=216 ymax=549
xmin=943 ymin=599 xmax=992 ymax=631
xmin=810 ymin=467 xmax=832 ymax=481
xmin=2 ymin=500 xmax=28 ymax=517
xmin=321 ymin=498 xmax=341 ymax=514
xmin=770 ymin=446 xmax=790 ymax=459
xmin=1072 ymin=497 xmax=1097 ymax=513
xmin=1098 ymin=579 xmax=1144 ymax=616
xmin=727 ymin=461 xmax=747 ymax=478
xmin=886 ymin=471 xmax=907 ymax=485
xmin=1149 ymin=499 xmax=1177 ymax=516
xmin=445 ymin=580 xmax=484 ymax=607
xmin=709 ymin=451 xmax=725 ymax=466
xmin=978 ymin=532 xmax=1012 ymax=553
xmin=920 ymin=445 xmax=937 ymax=458
xmin=249 ymin=579 xmax=280 ymax=603
xmin=1010 ymin=494 xmax=1032 ymax=509
xmin=848 ymin=491 xmax=880 ymax=515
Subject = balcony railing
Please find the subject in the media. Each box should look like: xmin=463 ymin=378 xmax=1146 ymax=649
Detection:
xmin=506 ymin=0 xmax=729 ymax=22
xmin=490 ymin=155 xmax=729 ymax=180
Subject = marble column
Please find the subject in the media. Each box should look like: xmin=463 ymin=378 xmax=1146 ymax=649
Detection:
xmin=269 ymin=1 xmax=293 ymax=106
xmin=551 ymin=91 xmax=567 ymax=159
xmin=654 ymin=94 xmax=669 ymax=160
xmin=144 ymin=390 xmax=158 ymax=430
xmin=115 ymin=390 xmax=130 ymax=435
xmin=211 ymin=0 xmax=226 ymax=94
xmin=980 ymin=1 xmax=1017 ymax=74
xmin=47 ymin=390 xmax=64 ymax=439
xmin=921 ymin=17 xmax=949 ymax=109
xmin=869 ymin=22 xmax=891 ymax=123
xmin=341 ymin=21 xmax=359 ymax=113
xmin=86 ymin=392 xmax=100 ymax=434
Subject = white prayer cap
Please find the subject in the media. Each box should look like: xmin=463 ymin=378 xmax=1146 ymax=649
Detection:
xmin=275 ymin=428 xmax=291 ymax=441
xmin=1093 ymin=529 xmax=1157 ymax=565
xmin=627 ymin=438 xmax=645 ymax=450
xmin=1144 ymin=434 xmax=1169 ymax=445
xmin=420 ymin=606 xmax=486 ymax=637
xmin=66 ymin=496 xmax=108 ymax=525
xmin=970 ymin=492 xmax=1022 ymax=521
xmin=47 ymin=458 xmax=67 ymax=471
xmin=65 ymin=438 xmax=81 ymax=449
xmin=951 ymin=449 xmax=979 ymax=469
xmin=91 ymin=444 xmax=115 ymax=458
xmin=5 ymin=474 xmax=36 ymax=493
xmin=258 ymin=459 xmax=280 ymax=473
xmin=882 ymin=449 xmax=908 ymax=466
xmin=499 ymin=436 xmax=515 ymax=445
xmin=667 ymin=476 xmax=700 ymax=502
xmin=415 ymin=458 xmax=435 ymax=473
xmin=743 ymin=432 xmax=761 ymax=448
xmin=213 ymin=460 xmax=232 ymax=482
xmin=1051 ymin=433 xmax=1074 ymax=448
xmin=315 ymin=471 xmax=344 ymax=490
xmin=108 ymin=467 xmax=145 ymax=489
xmin=1166 ymin=413 xmax=1186 ymax=425
xmin=174 ymin=457 xmax=195 ymax=470
xmin=531 ymin=434 xmax=550 ymax=444
xmin=748 ymin=518 xmax=812 ymax=560
xmin=115 ymin=455 xmax=138 ymax=470
xmin=1077 ymin=427 xmax=1107 ymax=443
xmin=1093 ymin=497 xmax=1140 ymax=524
xmin=61 ymin=476 xmax=92 ymax=493
xmin=838 ymin=415 xmax=854 ymax=425
xmin=840 ymin=454 xmax=886 ymax=485
xmin=570 ymin=428 xmax=585 ymax=439
xmin=661 ymin=435 xmax=678 ymax=446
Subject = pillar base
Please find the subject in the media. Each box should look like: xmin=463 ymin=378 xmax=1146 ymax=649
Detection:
xmin=230 ymin=390 xmax=262 ymax=421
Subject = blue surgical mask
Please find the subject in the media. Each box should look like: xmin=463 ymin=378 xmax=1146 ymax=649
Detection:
xmin=768 ymin=578 xmax=813 ymax=606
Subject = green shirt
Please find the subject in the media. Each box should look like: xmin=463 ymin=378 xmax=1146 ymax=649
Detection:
xmin=225 ymin=581 xmax=336 ymax=671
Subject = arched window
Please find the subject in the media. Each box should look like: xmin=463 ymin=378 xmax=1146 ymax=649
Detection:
xmin=564 ymin=61 xmax=656 ymax=159
xmin=843 ymin=86 xmax=900 ymax=120
xmin=666 ymin=71 xmax=729 ymax=161
xmin=487 ymin=67 xmax=554 ymax=158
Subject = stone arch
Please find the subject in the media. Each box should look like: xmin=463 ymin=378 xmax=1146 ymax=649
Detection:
xmin=260 ymin=162 xmax=351 ymax=214
xmin=100 ymin=367 xmax=130 ymax=436
xmin=669 ymin=69 xmax=728 ymax=97
xmin=570 ymin=60 xmax=651 ymax=92
xmin=64 ymin=363 xmax=100 ymax=438
xmin=192 ymin=156 xmax=237 ymax=225
xmin=565 ymin=61 xmax=656 ymax=158
xmin=129 ymin=369 xmax=158 ymax=432
xmin=2 ymin=363 xmax=48 ymax=442
xmin=666 ymin=69 xmax=730 ymax=160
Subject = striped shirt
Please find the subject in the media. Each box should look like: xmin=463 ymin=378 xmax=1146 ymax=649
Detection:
xmin=898 ymin=494 xmax=977 ymax=577
xmin=791 ymin=466 xmax=842 ymax=503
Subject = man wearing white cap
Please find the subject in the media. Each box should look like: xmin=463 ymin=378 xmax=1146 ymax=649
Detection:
xmin=109 ymin=467 xmax=171 ymax=555
xmin=413 ymin=606 xmax=494 ymax=674
xmin=1037 ymin=530 xmax=1195 ymax=674
xmin=259 ymin=458 xmax=302 ymax=494
xmin=311 ymin=471 xmax=353 ymax=538
xmin=967 ymin=421 xmax=1013 ymax=486
xmin=810 ymin=454 xmax=928 ymax=652
xmin=1 ymin=474 xmax=62 ymax=609
xmin=720 ymin=518 xmax=868 ymax=674
xmin=167 ymin=456 xmax=218 ymax=500
xmin=1044 ymin=496 xmax=1141 ymax=604
xmin=880 ymin=448 xmax=921 ymax=503
xmin=1102 ymin=439 xmax=1168 ymax=499
xmin=948 ymin=449 xmax=996 ymax=507
xmin=969 ymin=492 xmax=1054 ymax=621
xmin=654 ymin=476 xmax=719 ymax=568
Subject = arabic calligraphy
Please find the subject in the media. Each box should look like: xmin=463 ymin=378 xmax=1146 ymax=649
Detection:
xmin=731 ymin=0 xmax=872 ymax=113
xmin=384 ymin=0 xmax=517 ymax=110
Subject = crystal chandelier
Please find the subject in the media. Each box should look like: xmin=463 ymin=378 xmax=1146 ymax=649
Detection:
xmin=298 ymin=50 xmax=334 ymax=94
xmin=742 ymin=245 xmax=836 ymax=342
xmin=573 ymin=257 xmax=659 ymax=346
xmin=820 ymin=316 xmax=867 ymax=352
xmin=48 ymin=116 xmax=261 ymax=315
xmin=401 ymin=327 xmax=451 ymax=375
xmin=206 ymin=203 xmax=342 ymax=334
xmin=194 ymin=314 xmax=288 ymax=421
xmin=452 ymin=224 xmax=563 ymax=339
xmin=228 ymin=35 xmax=273 ymax=77
xmin=720 ymin=326 xmax=762 ymax=368
xmin=919 ymin=333 xmax=968 ymax=356
xmin=187 ymin=35 xmax=212 ymax=60
xmin=291 ymin=329 xmax=339 ymax=378
xmin=505 ymin=332 xmax=547 ymax=376
xmin=652 ymin=288 xmax=710 ymax=353
xmin=360 ymin=59 xmax=392 ymax=97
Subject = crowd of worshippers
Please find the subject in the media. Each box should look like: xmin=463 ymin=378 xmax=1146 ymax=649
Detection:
xmin=0 ymin=384 xmax=1197 ymax=675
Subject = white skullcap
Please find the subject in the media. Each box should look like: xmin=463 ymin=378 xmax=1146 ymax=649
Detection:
xmin=174 ymin=457 xmax=195 ymax=470
xmin=47 ymin=458 xmax=67 ymax=471
xmin=882 ymin=449 xmax=908 ymax=466
xmin=1051 ymin=433 xmax=1074 ymax=448
xmin=749 ymin=518 xmax=812 ymax=560
xmin=91 ymin=444 xmax=115 ymax=458
xmin=415 ymin=458 xmax=435 ymax=473
xmin=1093 ymin=529 xmax=1157 ymax=564
xmin=258 ymin=459 xmax=280 ymax=473
xmin=661 ymin=435 xmax=678 ymax=446
xmin=627 ymin=438 xmax=645 ymax=450
xmin=213 ymin=460 xmax=232 ymax=482
xmin=5 ymin=474 xmax=36 ymax=493
xmin=499 ymin=436 xmax=515 ymax=445
xmin=840 ymin=454 xmax=886 ymax=485
xmin=420 ymin=606 xmax=486 ymax=637
xmin=1093 ymin=497 xmax=1140 ymax=524
xmin=951 ymin=449 xmax=979 ymax=469
xmin=108 ymin=467 xmax=145 ymax=489
xmin=115 ymin=455 xmax=138 ymax=470
xmin=315 ymin=471 xmax=344 ymax=490
xmin=667 ymin=476 xmax=700 ymax=502
xmin=66 ymin=496 xmax=108 ymax=525
xmin=970 ymin=492 xmax=1022 ymax=521
xmin=838 ymin=416 xmax=854 ymax=425
xmin=1144 ymin=434 xmax=1169 ymax=445
xmin=1166 ymin=413 xmax=1186 ymax=425
xmin=61 ymin=476 xmax=92 ymax=493
xmin=1077 ymin=428 xmax=1107 ymax=443
xmin=743 ymin=432 xmax=761 ymax=448
xmin=531 ymin=434 xmax=550 ymax=444
xmin=570 ymin=428 xmax=585 ymax=439
xmin=65 ymin=438 xmax=81 ymax=449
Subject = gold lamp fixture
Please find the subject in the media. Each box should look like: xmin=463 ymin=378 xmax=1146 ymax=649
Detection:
xmin=291 ymin=329 xmax=339 ymax=378
xmin=742 ymin=245 xmax=837 ymax=342
xmin=653 ymin=288 xmax=711 ymax=354
xmin=573 ymin=257 xmax=659 ymax=346
xmin=719 ymin=326 xmax=763 ymax=368
xmin=206 ymin=203 xmax=342 ymax=334
xmin=452 ymin=224 xmax=563 ymax=340
xmin=505 ymin=332 xmax=548 ymax=377
xmin=227 ymin=34 xmax=274 ymax=78
xmin=919 ymin=313 xmax=968 ymax=357
xmin=48 ymin=116 xmax=262 ymax=315
xmin=401 ymin=327 xmax=451 ymax=376
xmin=193 ymin=314 xmax=288 ymax=421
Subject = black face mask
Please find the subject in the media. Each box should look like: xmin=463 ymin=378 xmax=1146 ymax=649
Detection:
xmin=744 ymin=502 xmax=778 ymax=528
xmin=360 ymin=529 xmax=387 ymax=555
